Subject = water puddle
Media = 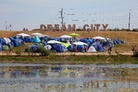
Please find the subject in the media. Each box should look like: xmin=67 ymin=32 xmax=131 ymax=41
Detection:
xmin=0 ymin=64 xmax=138 ymax=92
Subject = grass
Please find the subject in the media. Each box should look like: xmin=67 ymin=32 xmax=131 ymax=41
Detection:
xmin=0 ymin=54 xmax=138 ymax=64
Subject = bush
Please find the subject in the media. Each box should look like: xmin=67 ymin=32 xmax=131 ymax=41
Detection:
xmin=16 ymin=49 xmax=21 ymax=56
xmin=133 ymin=50 xmax=138 ymax=57
xmin=39 ymin=46 xmax=50 ymax=56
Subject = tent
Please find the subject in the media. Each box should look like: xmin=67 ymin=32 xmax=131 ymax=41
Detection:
xmin=88 ymin=46 xmax=97 ymax=52
xmin=44 ymin=45 xmax=52 ymax=50
xmin=47 ymin=40 xmax=60 ymax=44
xmin=93 ymin=36 xmax=106 ymax=42
xmin=24 ymin=37 xmax=32 ymax=42
xmin=32 ymin=36 xmax=41 ymax=43
xmin=0 ymin=43 xmax=3 ymax=52
xmin=3 ymin=45 xmax=9 ymax=51
xmin=16 ymin=33 xmax=30 ymax=38
xmin=0 ymin=37 xmax=11 ymax=44
xmin=69 ymin=33 xmax=80 ymax=37
xmin=52 ymin=44 xmax=67 ymax=52
xmin=73 ymin=41 xmax=88 ymax=46
xmin=60 ymin=35 xmax=72 ymax=38
xmin=31 ymin=33 xmax=45 ymax=37
xmin=59 ymin=42 xmax=71 ymax=48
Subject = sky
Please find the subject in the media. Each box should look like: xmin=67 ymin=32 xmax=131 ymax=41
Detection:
xmin=0 ymin=0 xmax=138 ymax=30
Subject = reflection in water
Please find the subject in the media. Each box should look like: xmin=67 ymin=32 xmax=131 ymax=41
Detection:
xmin=0 ymin=64 xmax=138 ymax=92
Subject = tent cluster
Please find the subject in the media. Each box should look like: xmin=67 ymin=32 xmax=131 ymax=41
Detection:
xmin=0 ymin=32 xmax=125 ymax=53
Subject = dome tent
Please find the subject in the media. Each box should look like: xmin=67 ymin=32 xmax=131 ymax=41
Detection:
xmin=32 ymin=36 xmax=41 ymax=43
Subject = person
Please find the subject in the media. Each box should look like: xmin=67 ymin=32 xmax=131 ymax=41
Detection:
xmin=108 ymin=46 xmax=112 ymax=54
xmin=9 ymin=48 xmax=12 ymax=55
xmin=132 ymin=45 xmax=137 ymax=55
xmin=73 ymin=45 xmax=77 ymax=52
xmin=84 ymin=45 xmax=88 ymax=52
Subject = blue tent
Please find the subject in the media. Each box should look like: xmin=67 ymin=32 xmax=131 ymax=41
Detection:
xmin=52 ymin=44 xmax=65 ymax=52
xmin=92 ymin=42 xmax=105 ymax=52
xmin=24 ymin=37 xmax=32 ymax=42
xmin=0 ymin=43 xmax=3 ymax=52
xmin=32 ymin=36 xmax=41 ymax=43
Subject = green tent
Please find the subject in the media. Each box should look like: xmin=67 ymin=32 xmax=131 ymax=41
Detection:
xmin=3 ymin=45 xmax=9 ymax=51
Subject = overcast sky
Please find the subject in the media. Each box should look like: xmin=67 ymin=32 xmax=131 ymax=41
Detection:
xmin=0 ymin=0 xmax=138 ymax=30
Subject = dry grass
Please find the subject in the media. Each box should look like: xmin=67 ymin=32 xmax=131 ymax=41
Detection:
xmin=0 ymin=30 xmax=138 ymax=53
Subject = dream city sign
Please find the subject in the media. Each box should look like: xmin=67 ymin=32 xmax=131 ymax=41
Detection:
xmin=40 ymin=24 xmax=108 ymax=31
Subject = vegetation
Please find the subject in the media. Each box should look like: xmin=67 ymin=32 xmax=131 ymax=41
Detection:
xmin=0 ymin=54 xmax=138 ymax=64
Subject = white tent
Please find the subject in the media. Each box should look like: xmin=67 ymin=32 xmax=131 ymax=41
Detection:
xmin=93 ymin=36 xmax=106 ymax=40
xmin=3 ymin=37 xmax=11 ymax=44
xmin=16 ymin=33 xmax=30 ymax=38
xmin=47 ymin=40 xmax=60 ymax=44
xmin=88 ymin=46 xmax=97 ymax=52
xmin=31 ymin=33 xmax=45 ymax=37
xmin=60 ymin=35 xmax=72 ymax=38
xmin=44 ymin=45 xmax=52 ymax=50
xmin=73 ymin=41 xmax=88 ymax=46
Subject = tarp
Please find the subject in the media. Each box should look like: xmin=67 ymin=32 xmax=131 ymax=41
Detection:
xmin=32 ymin=36 xmax=41 ymax=43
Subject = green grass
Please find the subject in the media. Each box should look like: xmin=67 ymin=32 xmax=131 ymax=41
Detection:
xmin=0 ymin=54 xmax=138 ymax=64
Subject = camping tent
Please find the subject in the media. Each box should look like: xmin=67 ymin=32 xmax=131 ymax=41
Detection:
xmin=73 ymin=41 xmax=88 ymax=46
xmin=47 ymin=40 xmax=60 ymax=44
xmin=88 ymin=46 xmax=97 ymax=52
xmin=32 ymin=36 xmax=41 ymax=43
xmin=16 ymin=33 xmax=30 ymax=39
xmin=31 ymin=33 xmax=45 ymax=37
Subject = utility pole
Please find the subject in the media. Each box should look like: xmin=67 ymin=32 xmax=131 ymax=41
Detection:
xmin=59 ymin=8 xmax=64 ymax=30
xmin=128 ymin=10 xmax=131 ymax=30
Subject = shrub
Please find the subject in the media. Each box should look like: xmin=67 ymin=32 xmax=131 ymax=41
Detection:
xmin=39 ymin=46 xmax=50 ymax=56
xmin=133 ymin=50 xmax=138 ymax=57
xmin=16 ymin=49 xmax=21 ymax=56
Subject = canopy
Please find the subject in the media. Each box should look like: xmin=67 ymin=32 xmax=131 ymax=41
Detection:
xmin=69 ymin=33 xmax=80 ymax=37
xmin=73 ymin=41 xmax=88 ymax=46
xmin=60 ymin=35 xmax=72 ymax=38
xmin=16 ymin=33 xmax=30 ymax=38
xmin=31 ymin=32 xmax=44 ymax=37
xmin=47 ymin=40 xmax=60 ymax=44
